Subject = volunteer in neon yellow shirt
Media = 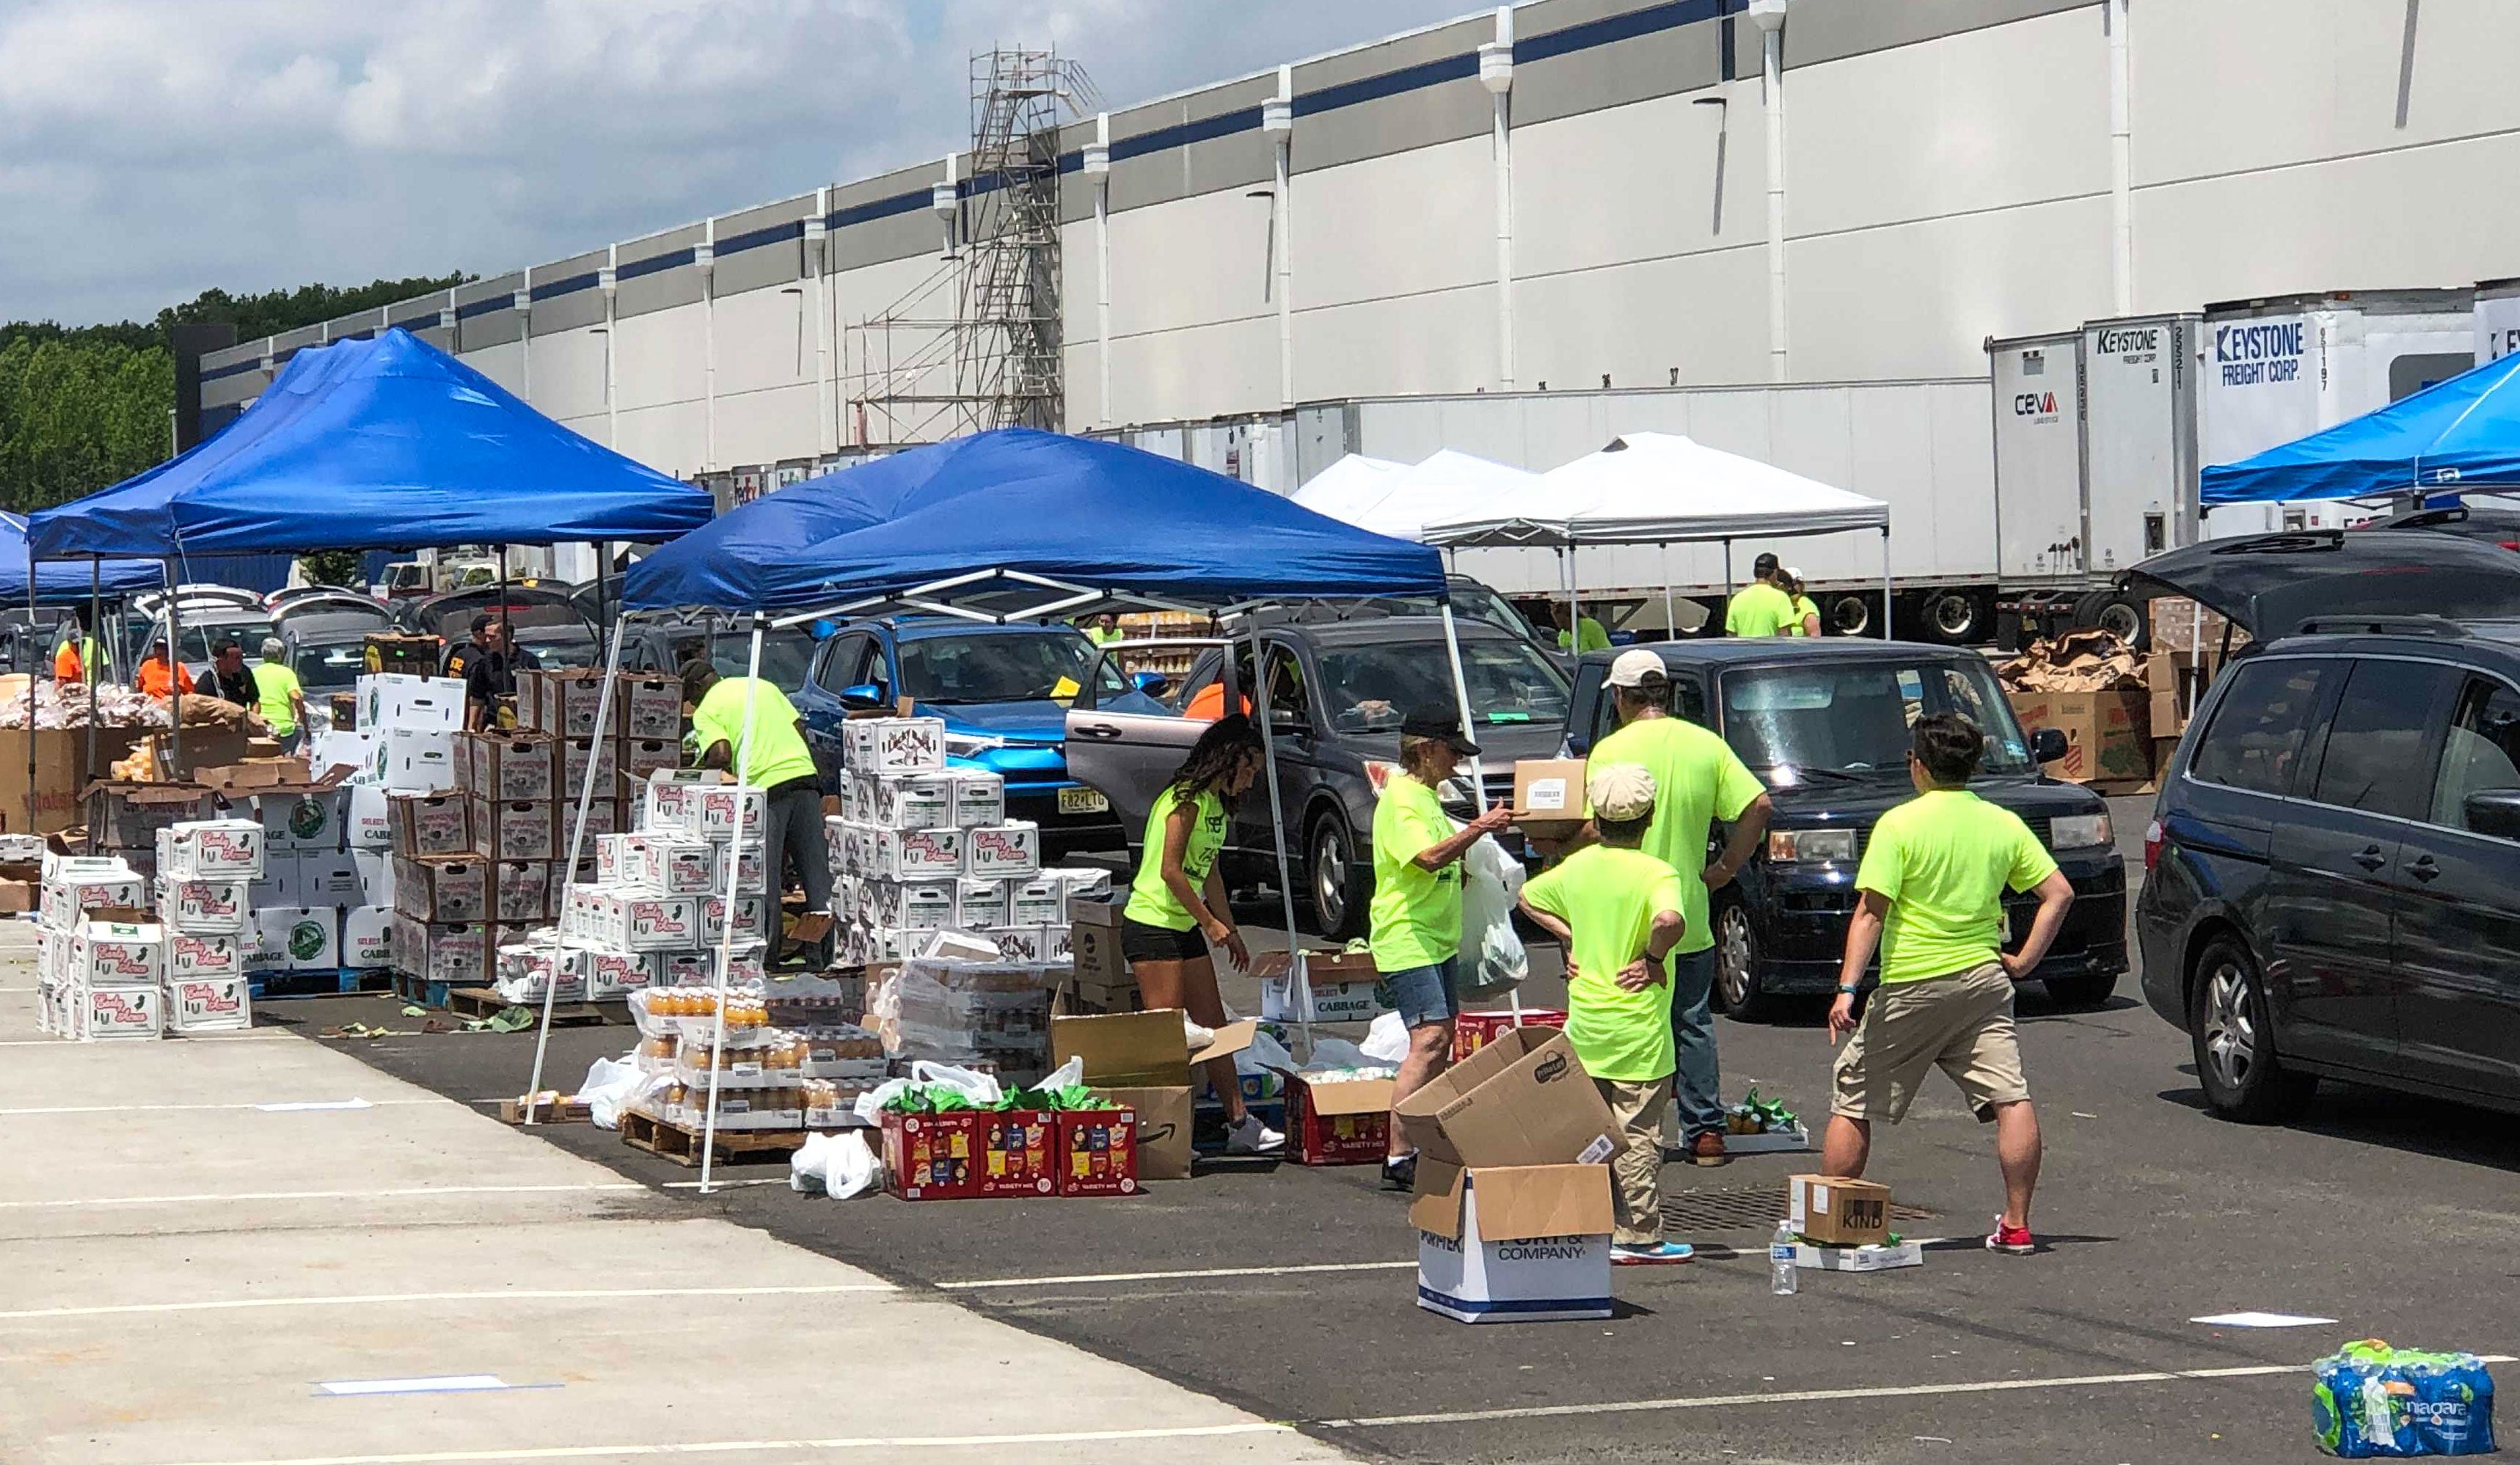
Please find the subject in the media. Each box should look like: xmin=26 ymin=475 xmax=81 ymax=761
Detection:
xmin=1724 ymin=552 xmax=1800 ymax=637
xmin=1552 ymin=600 xmax=1612 ymax=653
xmin=681 ymin=658 xmax=832 ymax=949
xmin=1784 ymin=568 xmax=1822 ymax=637
xmin=251 ymin=636 xmax=307 ymax=751
xmin=1368 ymin=704 xmax=1513 ymax=1189
xmin=1519 ymin=761 xmax=1689 ymax=1264
xmin=1587 ymin=648 xmax=1772 ymax=1165
xmin=1825 ymin=710 xmax=2075 ymax=1257
xmin=1120 ymin=713 xmax=1282 ymax=1155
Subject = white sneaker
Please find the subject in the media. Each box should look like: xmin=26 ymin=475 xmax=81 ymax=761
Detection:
xmin=1225 ymin=1114 xmax=1285 ymax=1155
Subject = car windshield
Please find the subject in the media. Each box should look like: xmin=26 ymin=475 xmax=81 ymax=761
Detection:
xmin=1316 ymin=637 xmax=1569 ymax=733
xmin=176 ymin=618 xmax=274 ymax=665
xmin=1720 ymin=657 xmax=2035 ymax=777
xmin=706 ymin=628 xmax=817 ymax=691
xmin=896 ymin=630 xmax=1105 ymax=705
xmin=517 ymin=631 xmax=600 ymax=669
xmin=1450 ymin=583 xmax=1545 ymax=642
xmin=293 ymin=642 xmax=368 ymax=693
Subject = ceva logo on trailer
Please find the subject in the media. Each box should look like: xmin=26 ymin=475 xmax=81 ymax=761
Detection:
xmin=2012 ymin=391 xmax=2062 ymax=422
xmin=2215 ymin=321 xmax=2304 ymax=387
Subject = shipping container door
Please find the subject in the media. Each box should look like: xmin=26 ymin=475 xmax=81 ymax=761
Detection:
xmin=1989 ymin=333 xmax=2086 ymax=580
xmin=2083 ymin=315 xmax=2199 ymax=574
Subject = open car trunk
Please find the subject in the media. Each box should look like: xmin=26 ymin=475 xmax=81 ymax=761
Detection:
xmin=2123 ymin=528 xmax=2520 ymax=640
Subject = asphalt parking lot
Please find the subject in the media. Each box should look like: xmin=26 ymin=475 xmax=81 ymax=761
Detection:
xmin=282 ymin=797 xmax=2520 ymax=1464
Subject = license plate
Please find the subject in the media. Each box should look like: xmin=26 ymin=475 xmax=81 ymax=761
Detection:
xmin=1058 ymin=786 xmax=1109 ymax=815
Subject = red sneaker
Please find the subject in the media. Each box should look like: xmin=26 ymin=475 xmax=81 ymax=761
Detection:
xmin=1984 ymin=1216 xmax=2036 ymax=1255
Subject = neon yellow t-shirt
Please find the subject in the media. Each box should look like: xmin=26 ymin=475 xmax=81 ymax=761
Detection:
xmin=251 ymin=660 xmax=303 ymax=736
xmin=1556 ymin=617 xmax=1612 ymax=654
xmin=1725 ymin=582 xmax=1798 ymax=637
xmin=1854 ymin=789 xmax=2058 ymax=984
xmin=1125 ymin=785 xmax=1228 ymax=932
xmin=1368 ymin=772 xmax=1459 ymax=972
xmin=691 ymin=677 xmax=819 ymax=788
xmin=1789 ymin=595 xmax=1821 ymax=637
xmin=1522 ymin=844 xmax=1685 ymax=1082
xmin=1588 ymin=715 xmax=1765 ymax=954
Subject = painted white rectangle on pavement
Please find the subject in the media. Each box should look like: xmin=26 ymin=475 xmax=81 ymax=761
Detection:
xmin=254 ymin=1098 xmax=375 ymax=1112
xmin=2190 ymin=1312 xmax=2339 ymax=1329
xmin=318 ymin=1374 xmax=512 ymax=1396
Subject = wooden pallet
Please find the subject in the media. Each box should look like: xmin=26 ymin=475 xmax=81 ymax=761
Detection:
xmin=618 ymin=1109 xmax=803 ymax=1168
xmin=444 ymin=986 xmax=618 ymax=1027
xmin=249 ymin=968 xmax=395 ymax=1000
xmin=500 ymin=1094 xmax=592 ymax=1125
xmin=389 ymin=970 xmax=453 ymax=1009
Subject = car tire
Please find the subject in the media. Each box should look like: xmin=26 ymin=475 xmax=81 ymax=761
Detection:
xmin=2187 ymin=936 xmax=2314 ymax=1123
xmin=2042 ymin=969 xmax=2119 ymax=1010
xmin=1712 ymin=904 xmax=1777 ymax=1023
xmin=1307 ymin=813 xmax=1370 ymax=943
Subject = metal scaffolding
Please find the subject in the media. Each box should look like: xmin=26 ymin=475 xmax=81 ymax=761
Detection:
xmin=847 ymin=47 xmax=1096 ymax=444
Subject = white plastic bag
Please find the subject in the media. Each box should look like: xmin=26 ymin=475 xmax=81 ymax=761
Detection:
xmin=852 ymin=1057 xmax=1005 ymax=1125
xmin=790 ymin=1130 xmax=837 ymax=1192
xmin=578 ymin=1053 xmax=646 ymax=1130
xmin=1242 ymin=1023 xmax=1295 ymax=1074
xmin=1359 ymin=1010 xmax=1412 ymax=1064
xmin=1457 ymin=832 xmax=1530 ymax=1000
xmin=1038 ymin=1055 xmax=1084 ymax=1092
xmin=1301 ymin=1036 xmax=1377 ymax=1073
xmin=825 ymin=1130 xmax=883 ymax=1199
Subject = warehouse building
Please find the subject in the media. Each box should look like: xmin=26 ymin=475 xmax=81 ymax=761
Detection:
xmin=200 ymin=0 xmax=2520 ymax=500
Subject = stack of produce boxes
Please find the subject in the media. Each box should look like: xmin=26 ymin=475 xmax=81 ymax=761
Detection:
xmin=825 ymin=715 xmax=1110 ymax=964
xmin=156 ymin=819 xmax=260 ymax=1031
xmin=36 ymin=852 xmax=157 ymax=1039
xmin=245 ymin=773 xmax=378 ymax=984
xmin=340 ymin=671 xmax=461 ymax=987
xmin=551 ymin=768 xmax=775 ymax=1010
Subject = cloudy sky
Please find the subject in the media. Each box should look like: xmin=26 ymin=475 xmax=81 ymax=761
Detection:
xmin=0 ymin=0 xmax=1479 ymax=326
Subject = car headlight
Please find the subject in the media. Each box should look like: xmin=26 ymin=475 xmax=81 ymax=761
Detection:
xmin=1363 ymin=759 xmax=1400 ymax=794
xmin=943 ymin=732 xmax=1007 ymax=759
xmin=1767 ymin=828 xmax=1858 ymax=864
xmin=2050 ymin=812 xmax=2113 ymax=850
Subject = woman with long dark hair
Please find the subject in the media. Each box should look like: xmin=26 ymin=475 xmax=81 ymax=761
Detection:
xmin=1120 ymin=713 xmax=1283 ymax=1153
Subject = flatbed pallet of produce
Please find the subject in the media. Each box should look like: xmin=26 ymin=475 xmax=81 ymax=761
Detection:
xmin=444 ymin=985 xmax=619 ymax=1027
xmin=618 ymin=1108 xmax=803 ymax=1167
xmin=248 ymin=968 xmax=393 ymax=1000
xmin=499 ymin=1093 xmax=592 ymax=1125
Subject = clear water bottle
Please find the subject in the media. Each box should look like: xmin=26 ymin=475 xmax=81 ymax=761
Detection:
xmin=1770 ymin=1219 xmax=1800 ymax=1295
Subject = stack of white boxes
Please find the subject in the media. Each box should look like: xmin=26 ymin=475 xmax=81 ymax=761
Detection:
xmin=548 ymin=769 xmax=773 ymax=1003
xmin=822 ymin=717 xmax=1105 ymax=966
xmin=303 ymin=672 xmax=468 ymax=984
xmin=241 ymin=780 xmax=390 ymax=980
xmin=156 ymin=820 xmax=258 ymax=1032
xmin=36 ymin=853 xmax=157 ymax=1040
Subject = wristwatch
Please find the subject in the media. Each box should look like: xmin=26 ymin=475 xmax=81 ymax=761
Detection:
xmin=1836 ymin=982 xmax=1861 ymax=996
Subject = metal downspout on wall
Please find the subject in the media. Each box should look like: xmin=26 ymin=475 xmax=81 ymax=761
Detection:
xmin=1086 ymin=114 xmax=1114 ymax=429
xmin=1480 ymin=7 xmax=1516 ymax=391
xmin=600 ymin=246 xmax=619 ymax=449
xmin=2108 ymin=0 xmax=2133 ymax=315
xmin=698 ymin=219 xmax=718 ymax=472
xmin=1264 ymin=66 xmax=1295 ymax=410
xmin=808 ymin=188 xmax=835 ymax=457
xmin=514 ymin=266 xmax=533 ymax=403
xmin=1751 ymin=0 xmax=1791 ymax=383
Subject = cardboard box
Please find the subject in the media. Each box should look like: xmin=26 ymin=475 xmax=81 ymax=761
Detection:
xmin=1788 ymin=1174 xmax=1891 ymax=1248
xmin=544 ymin=670 xmax=622 ymax=737
xmin=1453 ymin=1009 xmax=1568 ymax=1064
xmin=167 ymin=974 xmax=251 ymax=1033
xmin=0 ymin=878 xmax=33 ymax=914
xmin=389 ymin=792 xmax=472 ymax=858
xmin=1394 ymin=1027 xmax=1618 ymax=1171
xmin=156 ymin=876 xmax=246 ymax=933
xmin=1282 ymin=1070 xmax=1395 ymax=1166
xmin=628 ymin=836 xmax=716 ymax=895
xmin=867 ymin=827 xmax=963 ymax=880
xmin=557 ymin=797 xmax=621 ymax=852
xmin=1091 ymin=1086 xmax=1188 ymax=1179
xmin=68 ymin=918 xmax=162 ymax=986
xmin=0 ymin=728 xmax=136 ymax=833
xmin=392 ymin=914 xmax=487 ymax=985
xmin=844 ymin=716 xmax=946 ymax=774
xmin=470 ymin=797 xmax=557 ymax=863
xmin=559 ymin=735 xmax=619 ymax=797
xmin=1004 ymin=874 xmax=1064 ymax=927
xmin=955 ymin=876 xmax=1009 ymax=929
xmin=2147 ymin=594 xmax=2243 ymax=657
xmin=621 ymin=674 xmax=683 ymax=741
xmin=1794 ymin=1239 xmax=1924 ymax=1272
xmin=164 ymin=819 xmax=264 ymax=880
xmin=858 ymin=770 xmax=955 ymax=830
xmin=260 ymin=906 xmax=338 ymax=971
xmin=299 ymin=851 xmax=363 ymax=908
xmin=1255 ymin=949 xmax=1384 ymax=1024
xmin=883 ymin=1111 xmax=985 ymax=1200
xmin=1067 ymin=895 xmax=1130 ymax=1003
xmin=619 ymin=737 xmax=679 ymax=783
xmin=1411 ymin=1162 xmax=1615 ymax=1323
xmin=362 ymin=634 xmax=442 ymax=679
xmin=166 ymin=929 xmax=242 ymax=979
xmin=489 ymin=859 xmax=552 ymax=923
xmin=965 ymin=821 xmax=1040 ymax=878
xmin=372 ymin=726 xmax=459 ymax=792
xmin=1051 ymin=1009 xmax=1257 ymax=1089
xmin=2006 ymin=688 xmax=2152 ymax=786
xmin=343 ymin=784 xmax=394 ymax=850
xmin=351 ymin=849 xmax=394 ymax=909
xmin=973 ymin=1110 xmax=1060 ymax=1197
xmin=43 ymin=866 xmax=147 ymax=931
xmin=84 ymin=783 xmax=215 ymax=853
xmin=393 ymin=855 xmax=488 ymax=924
xmin=359 ymin=673 xmax=465 ymax=732
xmin=77 ymin=983 xmax=162 ymax=1040
xmin=1056 ymin=1108 xmax=1139 ymax=1196
xmin=252 ymin=784 xmax=348 ymax=856
xmin=464 ymin=729 xmax=556 ymax=803
xmin=310 ymin=728 xmax=376 ymax=779
xmin=578 ymin=888 xmax=701 ymax=951
xmin=340 ymin=905 xmax=393 ymax=970
xmin=1511 ymin=758 xmax=1590 ymax=835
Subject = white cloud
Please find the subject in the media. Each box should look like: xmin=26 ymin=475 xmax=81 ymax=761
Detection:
xmin=0 ymin=0 xmax=1478 ymax=324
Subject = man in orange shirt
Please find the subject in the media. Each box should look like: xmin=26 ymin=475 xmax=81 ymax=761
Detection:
xmin=136 ymin=637 xmax=193 ymax=699
xmin=53 ymin=612 xmax=102 ymax=684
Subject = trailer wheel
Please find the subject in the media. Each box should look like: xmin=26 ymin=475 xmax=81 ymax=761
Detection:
xmin=1921 ymin=588 xmax=1987 ymax=645
xmin=1828 ymin=593 xmax=1875 ymax=638
xmin=2071 ymin=589 xmax=2150 ymax=650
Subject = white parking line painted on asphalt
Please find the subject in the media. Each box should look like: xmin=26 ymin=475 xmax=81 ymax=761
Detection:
xmin=0 ymin=1282 xmax=899 ymax=1323
xmin=0 ymin=1097 xmax=437 ymax=1116
xmin=316 ymin=1376 xmax=516 ymax=1398
xmin=1315 ymin=1355 xmax=2520 ymax=1430
xmin=0 ymin=1182 xmax=646 ymax=1210
xmin=938 ymin=1260 xmax=1420 ymax=1290
xmin=142 ymin=1421 xmax=1295 ymax=1464
xmin=0 ymin=1030 xmax=296 ymax=1046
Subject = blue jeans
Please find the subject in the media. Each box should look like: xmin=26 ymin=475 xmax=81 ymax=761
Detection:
xmin=1667 ymin=947 xmax=1723 ymax=1141
xmin=1379 ymin=957 xmax=1461 ymax=1029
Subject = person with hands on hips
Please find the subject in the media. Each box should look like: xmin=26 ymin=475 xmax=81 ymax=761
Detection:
xmin=1518 ymin=763 xmax=1692 ymax=1265
xmin=1822 ymin=712 xmax=2074 ymax=1256
xmin=1372 ymin=705 xmax=1516 ymax=1191
xmin=1120 ymin=713 xmax=1283 ymax=1155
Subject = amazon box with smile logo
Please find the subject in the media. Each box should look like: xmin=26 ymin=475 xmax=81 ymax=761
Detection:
xmin=1394 ymin=1026 xmax=1617 ymax=1170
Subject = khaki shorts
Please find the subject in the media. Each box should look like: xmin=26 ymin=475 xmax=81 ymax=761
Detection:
xmin=1831 ymin=962 xmax=2030 ymax=1125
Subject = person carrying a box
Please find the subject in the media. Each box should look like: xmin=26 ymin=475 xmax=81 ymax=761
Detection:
xmin=1588 ymin=649 xmax=1772 ymax=1166
xmin=1372 ymin=705 xmax=1515 ymax=1191
xmin=1823 ymin=711 xmax=2075 ymax=1256
xmin=681 ymin=658 xmax=834 ymax=965
xmin=1517 ymin=763 xmax=1692 ymax=1265
xmin=1121 ymin=713 xmax=1283 ymax=1155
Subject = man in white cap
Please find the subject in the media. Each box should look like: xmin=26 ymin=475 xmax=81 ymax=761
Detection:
xmin=1588 ymin=648 xmax=1772 ymax=1165
xmin=1784 ymin=568 xmax=1822 ymax=638
xmin=1519 ymin=762 xmax=1690 ymax=1264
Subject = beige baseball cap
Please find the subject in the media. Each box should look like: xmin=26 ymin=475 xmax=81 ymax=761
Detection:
xmin=1604 ymin=649 xmax=1669 ymax=688
xmin=1587 ymin=762 xmax=1659 ymax=822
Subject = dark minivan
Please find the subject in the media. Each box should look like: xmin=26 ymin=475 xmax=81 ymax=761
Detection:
xmin=1566 ymin=639 xmax=2128 ymax=1020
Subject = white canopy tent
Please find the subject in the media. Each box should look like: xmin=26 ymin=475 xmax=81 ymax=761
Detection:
xmin=1288 ymin=452 xmax=1404 ymax=524
xmin=1417 ymin=431 xmax=1894 ymax=637
xmin=1293 ymin=447 xmax=1541 ymax=542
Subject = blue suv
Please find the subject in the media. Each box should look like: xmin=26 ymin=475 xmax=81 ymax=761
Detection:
xmin=794 ymin=618 xmax=1169 ymax=856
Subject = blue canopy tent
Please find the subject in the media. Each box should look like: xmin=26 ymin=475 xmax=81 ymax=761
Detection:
xmin=602 ymin=429 xmax=1460 ymax=1185
xmin=0 ymin=514 xmax=158 ymax=601
xmin=2202 ymin=350 xmax=2520 ymax=504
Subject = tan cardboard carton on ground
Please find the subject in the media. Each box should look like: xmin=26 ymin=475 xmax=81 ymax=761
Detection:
xmin=1056 ymin=1009 xmax=1254 ymax=1183
xmin=1065 ymin=894 xmax=1133 ymax=1008
xmin=2006 ymin=687 xmax=2151 ymax=786
xmin=1092 ymin=1085 xmax=1193 ymax=1180
xmin=1510 ymin=759 xmax=1590 ymax=837
xmin=1409 ymin=1157 xmax=1615 ymax=1241
xmin=1394 ymin=1026 xmax=1618 ymax=1170
xmin=1788 ymin=1173 xmax=1891 ymax=1247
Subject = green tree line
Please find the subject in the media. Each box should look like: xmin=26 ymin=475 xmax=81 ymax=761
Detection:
xmin=0 ymin=274 xmax=471 ymax=514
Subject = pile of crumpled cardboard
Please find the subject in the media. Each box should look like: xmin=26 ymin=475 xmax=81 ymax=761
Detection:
xmin=1995 ymin=629 xmax=2147 ymax=693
